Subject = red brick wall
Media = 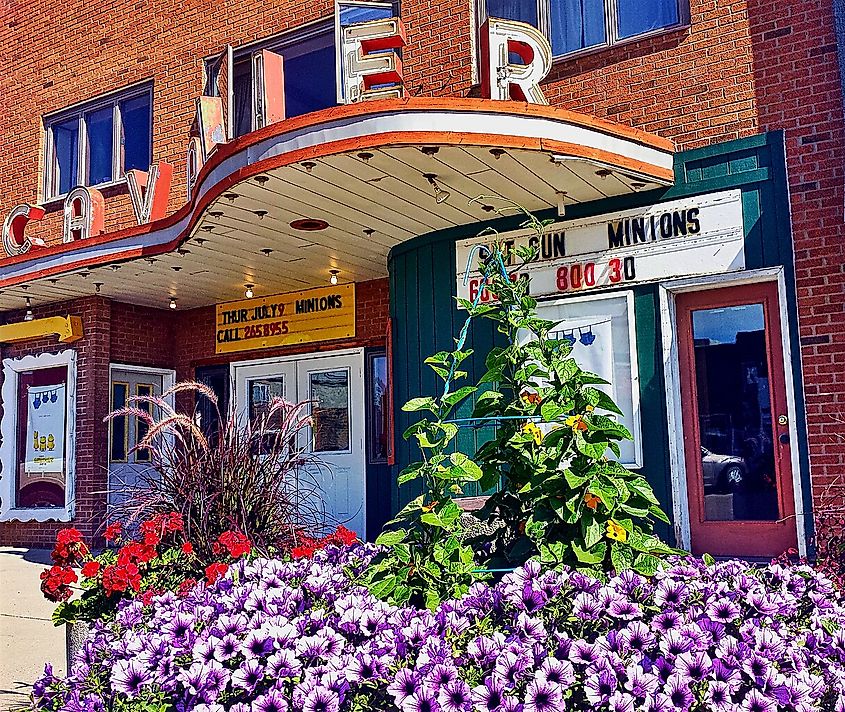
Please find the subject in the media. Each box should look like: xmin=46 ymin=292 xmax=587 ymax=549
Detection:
xmin=109 ymin=302 xmax=175 ymax=368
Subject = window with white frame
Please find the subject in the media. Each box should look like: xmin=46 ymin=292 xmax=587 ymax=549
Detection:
xmin=0 ymin=350 xmax=77 ymax=522
xmin=482 ymin=0 xmax=687 ymax=58
xmin=43 ymin=84 xmax=152 ymax=200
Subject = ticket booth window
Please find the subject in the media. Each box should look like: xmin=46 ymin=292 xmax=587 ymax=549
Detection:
xmin=0 ymin=350 xmax=77 ymax=521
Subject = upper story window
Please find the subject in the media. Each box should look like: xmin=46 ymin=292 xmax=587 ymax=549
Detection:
xmin=206 ymin=2 xmax=395 ymax=139
xmin=483 ymin=0 xmax=686 ymax=58
xmin=43 ymin=84 xmax=152 ymax=201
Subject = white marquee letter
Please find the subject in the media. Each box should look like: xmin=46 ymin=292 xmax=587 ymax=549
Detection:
xmin=2 ymin=204 xmax=46 ymax=257
xmin=481 ymin=18 xmax=552 ymax=104
xmin=63 ymin=186 xmax=105 ymax=243
xmin=342 ymin=18 xmax=406 ymax=103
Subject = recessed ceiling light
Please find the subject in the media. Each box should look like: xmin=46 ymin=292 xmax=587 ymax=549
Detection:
xmin=329 ymin=269 xmax=340 ymax=285
xmin=357 ymin=152 xmax=374 ymax=161
xmin=363 ymin=228 xmax=375 ymax=236
xmin=261 ymin=248 xmax=274 ymax=257
xmin=301 ymin=161 xmax=316 ymax=172
xmin=172 ymin=266 xmax=182 ymax=272
xmin=223 ymin=192 xmax=239 ymax=201
xmin=208 ymin=211 xmax=223 ymax=218
xmin=254 ymin=175 xmax=270 ymax=185
xmin=245 ymin=284 xmax=254 ymax=298
xmin=169 ymin=297 xmax=177 ymax=310
xmin=421 ymin=146 xmax=439 ymax=156
xmin=290 ymin=218 xmax=329 ymax=231
xmin=489 ymin=148 xmax=506 ymax=159
xmin=253 ymin=210 xmax=268 ymax=219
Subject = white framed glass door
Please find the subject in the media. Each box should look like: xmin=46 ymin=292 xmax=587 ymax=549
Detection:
xmin=233 ymin=350 xmax=366 ymax=536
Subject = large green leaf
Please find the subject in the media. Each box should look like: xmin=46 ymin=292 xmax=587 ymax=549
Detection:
xmin=572 ymin=541 xmax=607 ymax=564
xmin=443 ymin=386 xmax=477 ymax=407
xmin=611 ymin=542 xmax=634 ymax=572
xmin=448 ymin=452 xmax=483 ymax=482
xmin=375 ymin=529 xmax=407 ymax=546
xmin=402 ymin=397 xmax=437 ymax=413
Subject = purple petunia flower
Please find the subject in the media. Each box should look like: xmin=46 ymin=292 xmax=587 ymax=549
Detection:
xmin=232 ymin=658 xmax=265 ymax=693
xmin=584 ymin=668 xmax=617 ymax=704
xmin=705 ymin=681 xmax=733 ymax=712
xmin=523 ymin=678 xmax=563 ymax=712
xmin=303 ymin=686 xmax=340 ymax=712
xmin=253 ymin=688 xmax=289 ymax=712
xmin=388 ymin=668 xmax=419 ymax=705
xmin=110 ymin=659 xmax=152 ymax=698
xmin=472 ymin=677 xmax=506 ymax=712
xmin=659 ymin=674 xmax=694 ymax=710
xmin=741 ymin=689 xmax=777 ymax=712
xmin=438 ymin=678 xmax=471 ymax=712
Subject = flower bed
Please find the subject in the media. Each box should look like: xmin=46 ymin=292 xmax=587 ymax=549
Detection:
xmin=33 ymin=545 xmax=845 ymax=711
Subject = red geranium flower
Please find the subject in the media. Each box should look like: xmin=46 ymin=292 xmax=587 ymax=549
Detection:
xmin=334 ymin=526 xmax=358 ymax=546
xmin=81 ymin=561 xmax=101 ymax=578
xmin=103 ymin=522 xmax=122 ymax=541
xmin=205 ymin=562 xmax=228 ymax=584
xmin=217 ymin=531 xmax=251 ymax=558
xmin=181 ymin=542 xmax=194 ymax=555
xmin=39 ymin=565 xmax=77 ymax=602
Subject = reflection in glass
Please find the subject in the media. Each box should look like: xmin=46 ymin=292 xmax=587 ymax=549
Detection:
xmin=110 ymin=383 xmax=128 ymax=461
xmin=549 ymin=0 xmax=606 ymax=55
xmin=85 ymin=106 xmax=114 ymax=185
xmin=249 ymin=377 xmax=287 ymax=454
xmin=616 ymin=0 xmax=678 ymax=39
xmin=691 ymin=303 xmax=778 ymax=521
xmin=135 ymin=384 xmax=153 ymax=462
xmin=53 ymin=118 xmax=79 ymax=195
xmin=120 ymin=94 xmax=151 ymax=172
xmin=310 ymin=370 xmax=350 ymax=452
xmin=368 ymin=355 xmax=388 ymax=462
xmin=249 ymin=378 xmax=286 ymax=423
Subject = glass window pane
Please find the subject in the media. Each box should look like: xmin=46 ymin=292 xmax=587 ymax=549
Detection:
xmin=282 ymin=34 xmax=336 ymax=118
xmin=549 ymin=0 xmax=606 ymax=55
xmin=691 ymin=304 xmax=779 ymax=522
xmin=85 ymin=106 xmax=114 ymax=185
xmin=135 ymin=384 xmax=153 ymax=462
xmin=110 ymin=383 xmax=128 ymax=462
xmin=52 ymin=118 xmax=79 ymax=195
xmin=16 ymin=366 xmax=68 ymax=509
xmin=368 ymin=355 xmax=388 ymax=462
xmin=310 ymin=370 xmax=350 ymax=452
xmin=249 ymin=377 xmax=286 ymax=423
xmin=617 ymin=0 xmax=679 ymax=39
xmin=120 ymin=93 xmax=151 ymax=172
xmin=232 ymin=61 xmax=253 ymax=138
xmin=339 ymin=3 xmax=393 ymax=26
xmin=486 ymin=0 xmax=538 ymax=25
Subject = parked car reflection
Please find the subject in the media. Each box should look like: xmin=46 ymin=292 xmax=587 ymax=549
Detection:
xmin=700 ymin=446 xmax=745 ymax=493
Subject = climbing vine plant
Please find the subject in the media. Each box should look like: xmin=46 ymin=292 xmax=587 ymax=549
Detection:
xmin=465 ymin=208 xmax=677 ymax=575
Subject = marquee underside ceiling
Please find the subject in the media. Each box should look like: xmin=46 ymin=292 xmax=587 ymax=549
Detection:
xmin=0 ymin=99 xmax=675 ymax=312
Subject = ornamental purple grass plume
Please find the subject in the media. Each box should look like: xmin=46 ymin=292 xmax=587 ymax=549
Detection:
xmin=29 ymin=544 xmax=845 ymax=712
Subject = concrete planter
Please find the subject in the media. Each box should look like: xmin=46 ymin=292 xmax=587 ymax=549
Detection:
xmin=65 ymin=620 xmax=91 ymax=667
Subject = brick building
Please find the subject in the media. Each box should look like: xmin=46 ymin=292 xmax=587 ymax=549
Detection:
xmin=0 ymin=0 xmax=841 ymax=558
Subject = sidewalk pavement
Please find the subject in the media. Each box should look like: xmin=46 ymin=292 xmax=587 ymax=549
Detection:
xmin=0 ymin=548 xmax=65 ymax=712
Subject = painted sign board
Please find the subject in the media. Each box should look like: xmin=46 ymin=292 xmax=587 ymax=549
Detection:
xmin=456 ymin=190 xmax=745 ymax=304
xmin=25 ymin=384 xmax=66 ymax=474
xmin=215 ymin=283 xmax=356 ymax=354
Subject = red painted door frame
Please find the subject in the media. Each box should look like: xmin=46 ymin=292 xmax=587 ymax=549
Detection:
xmin=676 ymin=281 xmax=797 ymax=558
